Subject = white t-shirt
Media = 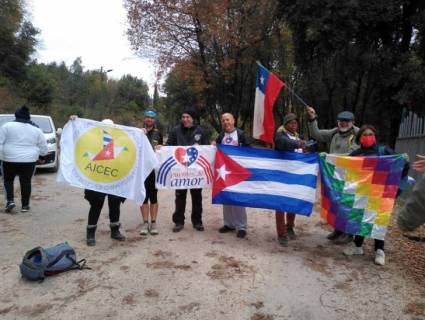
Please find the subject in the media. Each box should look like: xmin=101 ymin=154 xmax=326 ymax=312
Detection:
xmin=222 ymin=130 xmax=239 ymax=146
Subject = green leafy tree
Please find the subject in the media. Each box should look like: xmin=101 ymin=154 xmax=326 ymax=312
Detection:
xmin=278 ymin=0 xmax=425 ymax=145
xmin=116 ymin=74 xmax=150 ymax=111
xmin=63 ymin=57 xmax=87 ymax=107
xmin=23 ymin=63 xmax=56 ymax=107
xmin=152 ymin=83 xmax=160 ymax=110
xmin=0 ymin=0 xmax=38 ymax=81
xmin=163 ymin=61 xmax=205 ymax=127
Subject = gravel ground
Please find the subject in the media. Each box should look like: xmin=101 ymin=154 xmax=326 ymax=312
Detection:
xmin=0 ymin=171 xmax=424 ymax=320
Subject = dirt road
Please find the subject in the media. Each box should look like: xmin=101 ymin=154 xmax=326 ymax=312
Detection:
xmin=0 ymin=172 xmax=424 ymax=319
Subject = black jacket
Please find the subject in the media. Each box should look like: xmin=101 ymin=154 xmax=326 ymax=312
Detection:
xmin=216 ymin=128 xmax=252 ymax=146
xmin=166 ymin=124 xmax=209 ymax=146
xmin=274 ymin=128 xmax=303 ymax=151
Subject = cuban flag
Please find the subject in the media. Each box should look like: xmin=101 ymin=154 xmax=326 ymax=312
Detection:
xmin=212 ymin=145 xmax=319 ymax=215
xmin=253 ymin=63 xmax=285 ymax=144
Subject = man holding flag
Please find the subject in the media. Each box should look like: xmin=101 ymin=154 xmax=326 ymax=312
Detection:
xmin=166 ymin=108 xmax=209 ymax=233
xmin=139 ymin=110 xmax=163 ymax=236
xmin=216 ymin=112 xmax=252 ymax=238
xmin=274 ymin=113 xmax=308 ymax=246
xmin=306 ymin=106 xmax=359 ymax=244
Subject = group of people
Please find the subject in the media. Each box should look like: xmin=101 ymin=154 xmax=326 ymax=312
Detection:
xmin=1 ymin=105 xmax=424 ymax=267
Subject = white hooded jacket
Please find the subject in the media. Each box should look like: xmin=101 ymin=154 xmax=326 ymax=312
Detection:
xmin=0 ymin=121 xmax=48 ymax=162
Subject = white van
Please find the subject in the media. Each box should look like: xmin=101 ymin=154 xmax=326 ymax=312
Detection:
xmin=0 ymin=114 xmax=61 ymax=172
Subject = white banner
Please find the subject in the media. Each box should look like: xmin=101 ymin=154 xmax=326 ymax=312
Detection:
xmin=57 ymin=118 xmax=157 ymax=203
xmin=155 ymin=145 xmax=216 ymax=189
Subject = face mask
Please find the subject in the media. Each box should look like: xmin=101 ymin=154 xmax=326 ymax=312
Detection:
xmin=360 ymin=135 xmax=376 ymax=148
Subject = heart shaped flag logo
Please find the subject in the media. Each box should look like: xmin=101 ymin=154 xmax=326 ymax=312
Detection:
xmin=174 ymin=147 xmax=199 ymax=167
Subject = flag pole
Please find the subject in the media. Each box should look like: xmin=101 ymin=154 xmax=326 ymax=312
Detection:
xmin=284 ymin=85 xmax=309 ymax=108
xmin=256 ymin=60 xmax=309 ymax=107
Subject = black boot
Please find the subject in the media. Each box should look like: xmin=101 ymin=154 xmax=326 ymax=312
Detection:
xmin=86 ymin=225 xmax=97 ymax=246
xmin=110 ymin=222 xmax=125 ymax=241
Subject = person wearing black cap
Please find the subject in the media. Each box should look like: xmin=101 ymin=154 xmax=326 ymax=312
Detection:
xmin=0 ymin=106 xmax=48 ymax=213
xmin=166 ymin=107 xmax=209 ymax=232
xmin=306 ymin=106 xmax=359 ymax=244
xmin=274 ymin=113 xmax=308 ymax=246
xmin=139 ymin=110 xmax=163 ymax=236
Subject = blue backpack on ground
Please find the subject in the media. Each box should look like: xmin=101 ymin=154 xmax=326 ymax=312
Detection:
xmin=19 ymin=243 xmax=89 ymax=281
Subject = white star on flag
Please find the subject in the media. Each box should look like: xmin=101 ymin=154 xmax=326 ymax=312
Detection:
xmin=216 ymin=164 xmax=231 ymax=181
xmin=181 ymin=154 xmax=189 ymax=163
xmin=260 ymin=75 xmax=265 ymax=85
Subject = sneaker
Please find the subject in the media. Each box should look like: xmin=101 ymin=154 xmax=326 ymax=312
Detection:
xmin=334 ymin=234 xmax=353 ymax=245
xmin=327 ymin=230 xmax=341 ymax=240
xmin=5 ymin=201 xmax=15 ymax=213
xmin=149 ymin=222 xmax=159 ymax=235
xmin=172 ymin=224 xmax=184 ymax=233
xmin=193 ymin=224 xmax=204 ymax=232
xmin=140 ymin=222 xmax=149 ymax=235
xmin=287 ymin=228 xmax=297 ymax=240
xmin=219 ymin=225 xmax=235 ymax=233
xmin=21 ymin=206 xmax=30 ymax=212
xmin=278 ymin=235 xmax=288 ymax=247
xmin=374 ymin=249 xmax=385 ymax=266
xmin=343 ymin=244 xmax=364 ymax=256
xmin=236 ymin=230 xmax=246 ymax=238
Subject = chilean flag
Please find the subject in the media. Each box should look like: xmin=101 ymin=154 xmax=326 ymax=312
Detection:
xmin=212 ymin=145 xmax=319 ymax=215
xmin=253 ymin=63 xmax=285 ymax=144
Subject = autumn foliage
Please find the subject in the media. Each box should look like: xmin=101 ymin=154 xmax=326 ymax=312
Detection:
xmin=125 ymin=0 xmax=282 ymax=130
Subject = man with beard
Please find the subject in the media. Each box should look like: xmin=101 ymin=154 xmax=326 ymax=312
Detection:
xmin=306 ymin=106 xmax=359 ymax=244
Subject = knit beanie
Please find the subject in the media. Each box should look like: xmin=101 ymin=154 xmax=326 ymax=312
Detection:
xmin=15 ymin=106 xmax=30 ymax=120
xmin=181 ymin=107 xmax=198 ymax=120
xmin=283 ymin=113 xmax=297 ymax=125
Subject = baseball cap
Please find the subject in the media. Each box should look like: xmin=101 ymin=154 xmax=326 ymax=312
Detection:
xmin=337 ymin=111 xmax=355 ymax=121
xmin=144 ymin=110 xmax=157 ymax=118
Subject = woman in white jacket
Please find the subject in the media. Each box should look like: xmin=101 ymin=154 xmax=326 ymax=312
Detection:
xmin=0 ymin=106 xmax=48 ymax=212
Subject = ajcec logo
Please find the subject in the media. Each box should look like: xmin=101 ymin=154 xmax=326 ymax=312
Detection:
xmin=74 ymin=126 xmax=136 ymax=183
xmin=157 ymin=146 xmax=213 ymax=188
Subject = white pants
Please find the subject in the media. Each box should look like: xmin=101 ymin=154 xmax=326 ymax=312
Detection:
xmin=223 ymin=205 xmax=247 ymax=231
